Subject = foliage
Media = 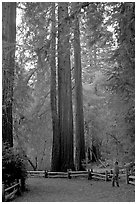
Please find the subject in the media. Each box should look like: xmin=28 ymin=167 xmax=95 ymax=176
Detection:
xmin=2 ymin=143 xmax=27 ymax=186
xmin=14 ymin=3 xmax=52 ymax=170
xmin=13 ymin=2 xmax=135 ymax=170
xmin=104 ymin=2 xmax=135 ymax=162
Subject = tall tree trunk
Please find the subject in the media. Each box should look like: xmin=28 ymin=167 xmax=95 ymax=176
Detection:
xmin=73 ymin=2 xmax=85 ymax=170
xmin=2 ymin=3 xmax=16 ymax=147
xmin=58 ymin=2 xmax=74 ymax=171
xmin=50 ymin=3 xmax=61 ymax=171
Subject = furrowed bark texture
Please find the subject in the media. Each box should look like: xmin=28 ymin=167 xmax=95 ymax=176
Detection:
xmin=50 ymin=3 xmax=61 ymax=171
xmin=2 ymin=2 xmax=16 ymax=147
xmin=58 ymin=2 xmax=74 ymax=171
xmin=73 ymin=2 xmax=85 ymax=170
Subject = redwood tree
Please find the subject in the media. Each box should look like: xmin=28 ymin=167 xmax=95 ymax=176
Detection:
xmin=2 ymin=2 xmax=16 ymax=147
xmin=50 ymin=3 xmax=61 ymax=171
xmin=73 ymin=2 xmax=85 ymax=170
xmin=58 ymin=2 xmax=74 ymax=171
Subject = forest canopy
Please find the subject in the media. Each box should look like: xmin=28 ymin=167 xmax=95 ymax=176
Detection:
xmin=2 ymin=2 xmax=135 ymax=172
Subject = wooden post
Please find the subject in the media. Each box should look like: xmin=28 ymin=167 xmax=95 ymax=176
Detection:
xmin=45 ymin=170 xmax=48 ymax=178
xmin=67 ymin=169 xmax=71 ymax=179
xmin=88 ymin=169 xmax=93 ymax=180
xmin=21 ymin=178 xmax=26 ymax=191
xmin=126 ymin=169 xmax=129 ymax=184
xmin=105 ymin=170 xmax=108 ymax=181
xmin=16 ymin=179 xmax=21 ymax=195
xmin=2 ymin=183 xmax=5 ymax=202
xmin=110 ymin=169 xmax=113 ymax=180
xmin=130 ymin=167 xmax=133 ymax=175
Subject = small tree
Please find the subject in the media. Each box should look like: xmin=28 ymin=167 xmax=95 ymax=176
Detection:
xmin=2 ymin=143 xmax=27 ymax=187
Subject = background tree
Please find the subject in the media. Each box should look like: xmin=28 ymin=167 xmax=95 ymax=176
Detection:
xmin=2 ymin=2 xmax=16 ymax=147
xmin=82 ymin=2 xmax=135 ymax=164
xmin=13 ymin=2 xmax=134 ymax=171
xmin=105 ymin=2 xmax=135 ymax=162
xmin=14 ymin=2 xmax=52 ymax=170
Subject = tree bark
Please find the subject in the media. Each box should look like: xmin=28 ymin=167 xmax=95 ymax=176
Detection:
xmin=58 ymin=2 xmax=74 ymax=171
xmin=50 ymin=3 xmax=61 ymax=171
xmin=73 ymin=2 xmax=85 ymax=170
xmin=2 ymin=3 xmax=16 ymax=147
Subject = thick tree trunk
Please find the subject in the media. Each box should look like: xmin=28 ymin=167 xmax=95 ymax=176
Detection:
xmin=58 ymin=2 xmax=74 ymax=171
xmin=73 ymin=3 xmax=85 ymax=170
xmin=50 ymin=3 xmax=61 ymax=171
xmin=2 ymin=3 xmax=16 ymax=147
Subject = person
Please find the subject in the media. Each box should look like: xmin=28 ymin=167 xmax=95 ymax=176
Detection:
xmin=112 ymin=161 xmax=119 ymax=187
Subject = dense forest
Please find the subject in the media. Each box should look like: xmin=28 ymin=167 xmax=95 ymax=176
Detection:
xmin=2 ymin=2 xmax=135 ymax=173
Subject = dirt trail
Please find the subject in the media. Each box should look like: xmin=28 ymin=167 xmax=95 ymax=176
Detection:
xmin=13 ymin=177 xmax=135 ymax=202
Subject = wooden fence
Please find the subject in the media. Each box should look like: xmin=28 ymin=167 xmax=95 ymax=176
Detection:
xmin=68 ymin=170 xmax=89 ymax=179
xmin=126 ymin=170 xmax=135 ymax=185
xmin=27 ymin=170 xmax=45 ymax=178
xmin=27 ymin=170 xmax=88 ymax=179
xmin=27 ymin=169 xmax=135 ymax=185
xmin=2 ymin=179 xmax=21 ymax=202
xmin=27 ymin=170 xmax=108 ymax=181
xmin=89 ymin=169 xmax=109 ymax=181
xmin=128 ymin=175 xmax=135 ymax=185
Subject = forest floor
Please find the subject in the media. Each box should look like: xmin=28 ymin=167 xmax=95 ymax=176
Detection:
xmin=13 ymin=176 xmax=135 ymax=202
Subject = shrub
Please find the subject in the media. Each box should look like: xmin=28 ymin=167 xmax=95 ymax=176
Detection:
xmin=2 ymin=143 xmax=27 ymax=187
